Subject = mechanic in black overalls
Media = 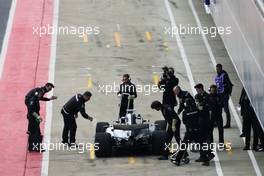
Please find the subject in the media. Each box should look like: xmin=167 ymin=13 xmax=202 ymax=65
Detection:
xmin=195 ymin=93 xmax=215 ymax=166
xmin=27 ymin=90 xmax=44 ymax=151
xmin=117 ymin=74 xmax=137 ymax=118
xmin=208 ymin=84 xmax=224 ymax=143
xmin=239 ymin=88 xmax=264 ymax=151
xmin=173 ymin=98 xmax=199 ymax=165
xmin=25 ymin=83 xmax=57 ymax=133
xmin=173 ymin=85 xmax=194 ymax=115
xmin=61 ymin=91 xmax=93 ymax=145
xmin=151 ymin=101 xmax=181 ymax=160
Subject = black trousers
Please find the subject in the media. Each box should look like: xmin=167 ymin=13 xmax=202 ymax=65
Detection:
xmin=221 ymin=93 xmax=231 ymax=126
xmin=175 ymin=128 xmax=198 ymax=162
xmin=119 ymin=100 xmax=134 ymax=118
xmin=199 ymin=126 xmax=213 ymax=161
xmin=255 ymin=118 xmax=264 ymax=146
xmin=164 ymin=121 xmax=181 ymax=155
xmin=244 ymin=115 xmax=258 ymax=148
xmin=167 ymin=121 xmax=181 ymax=145
xmin=62 ymin=111 xmax=77 ymax=144
xmin=210 ymin=111 xmax=224 ymax=143
xmin=28 ymin=116 xmax=42 ymax=150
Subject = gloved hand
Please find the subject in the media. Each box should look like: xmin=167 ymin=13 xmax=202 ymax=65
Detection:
xmin=50 ymin=96 xmax=58 ymax=100
xmin=87 ymin=116 xmax=93 ymax=122
xmin=33 ymin=112 xmax=42 ymax=123
xmin=36 ymin=116 xmax=43 ymax=123
xmin=172 ymin=119 xmax=177 ymax=132
xmin=128 ymin=95 xmax=135 ymax=100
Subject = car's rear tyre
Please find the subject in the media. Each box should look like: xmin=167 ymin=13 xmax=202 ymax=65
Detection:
xmin=96 ymin=122 xmax=110 ymax=133
xmin=152 ymin=130 xmax=168 ymax=155
xmin=154 ymin=120 xmax=167 ymax=130
xmin=95 ymin=133 xmax=112 ymax=157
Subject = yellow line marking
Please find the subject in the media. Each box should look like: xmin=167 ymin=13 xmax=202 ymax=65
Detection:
xmin=128 ymin=156 xmax=135 ymax=164
xmin=152 ymin=74 xmax=160 ymax=85
xmin=114 ymin=32 xmax=121 ymax=47
xmin=83 ymin=34 xmax=88 ymax=43
xmin=224 ymin=140 xmax=233 ymax=156
xmin=145 ymin=31 xmax=152 ymax=42
xmin=163 ymin=42 xmax=169 ymax=51
xmin=87 ymin=77 xmax=93 ymax=88
xmin=90 ymin=144 xmax=95 ymax=160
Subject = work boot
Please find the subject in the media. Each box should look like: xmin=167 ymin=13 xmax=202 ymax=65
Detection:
xmin=195 ymin=158 xmax=204 ymax=162
xmin=158 ymin=155 xmax=168 ymax=160
xmin=207 ymin=153 xmax=215 ymax=161
xmin=223 ymin=124 xmax=231 ymax=129
xmin=243 ymin=146 xmax=250 ymax=150
xmin=240 ymin=133 xmax=245 ymax=137
xmin=202 ymin=161 xmax=210 ymax=166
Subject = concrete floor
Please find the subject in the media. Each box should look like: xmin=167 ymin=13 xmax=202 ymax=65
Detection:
xmin=47 ymin=0 xmax=264 ymax=175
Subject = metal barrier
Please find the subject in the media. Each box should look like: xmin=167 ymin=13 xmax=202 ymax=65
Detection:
xmin=210 ymin=0 xmax=264 ymax=130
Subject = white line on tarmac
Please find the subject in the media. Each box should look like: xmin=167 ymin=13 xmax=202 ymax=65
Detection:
xmin=188 ymin=0 xmax=262 ymax=175
xmin=114 ymin=64 xmax=128 ymax=67
xmin=41 ymin=0 xmax=59 ymax=175
xmin=0 ymin=0 xmax=17 ymax=79
xmin=163 ymin=0 xmax=223 ymax=175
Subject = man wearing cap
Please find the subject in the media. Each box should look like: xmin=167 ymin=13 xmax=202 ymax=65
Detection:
xmin=61 ymin=91 xmax=93 ymax=145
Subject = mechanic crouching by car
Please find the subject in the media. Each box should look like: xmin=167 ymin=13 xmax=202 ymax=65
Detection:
xmin=158 ymin=66 xmax=179 ymax=108
xmin=61 ymin=91 xmax=93 ymax=146
xmin=117 ymin=74 xmax=137 ymax=118
xmin=151 ymin=101 xmax=181 ymax=160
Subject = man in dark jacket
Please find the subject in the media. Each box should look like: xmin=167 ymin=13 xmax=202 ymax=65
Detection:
xmin=151 ymin=100 xmax=181 ymax=160
xmin=195 ymin=93 xmax=215 ymax=166
xmin=158 ymin=66 xmax=179 ymax=108
xmin=27 ymin=90 xmax=45 ymax=151
xmin=25 ymin=83 xmax=57 ymax=106
xmin=173 ymin=86 xmax=194 ymax=115
xmin=214 ymin=64 xmax=233 ymax=128
xmin=61 ymin=91 xmax=93 ymax=145
xmin=117 ymin=74 xmax=137 ymax=118
xmin=239 ymin=88 xmax=262 ymax=151
xmin=25 ymin=83 xmax=57 ymax=132
xmin=172 ymin=98 xmax=199 ymax=165
xmin=194 ymin=83 xmax=215 ymax=143
xmin=208 ymin=84 xmax=224 ymax=143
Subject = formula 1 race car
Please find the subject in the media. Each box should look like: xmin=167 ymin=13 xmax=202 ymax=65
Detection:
xmin=94 ymin=93 xmax=168 ymax=157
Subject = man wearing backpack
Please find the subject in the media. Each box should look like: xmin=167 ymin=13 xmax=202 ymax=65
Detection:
xmin=214 ymin=64 xmax=233 ymax=128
